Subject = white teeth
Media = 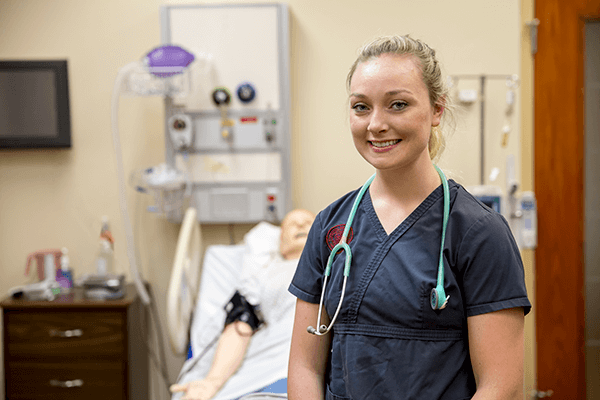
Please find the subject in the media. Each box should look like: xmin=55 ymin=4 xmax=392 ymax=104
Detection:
xmin=371 ymin=140 xmax=400 ymax=148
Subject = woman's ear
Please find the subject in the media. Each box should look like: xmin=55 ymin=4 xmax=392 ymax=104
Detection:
xmin=431 ymin=97 xmax=445 ymax=127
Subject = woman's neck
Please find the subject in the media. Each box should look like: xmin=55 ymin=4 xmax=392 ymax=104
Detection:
xmin=371 ymin=160 xmax=441 ymax=203
xmin=368 ymin=159 xmax=442 ymax=235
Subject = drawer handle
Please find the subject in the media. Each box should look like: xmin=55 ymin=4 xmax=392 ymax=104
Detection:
xmin=49 ymin=328 xmax=83 ymax=338
xmin=49 ymin=379 xmax=84 ymax=388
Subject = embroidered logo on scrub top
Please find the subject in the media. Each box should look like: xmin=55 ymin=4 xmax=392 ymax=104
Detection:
xmin=326 ymin=224 xmax=354 ymax=252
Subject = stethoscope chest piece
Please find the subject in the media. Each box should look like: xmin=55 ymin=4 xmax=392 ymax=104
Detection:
xmin=430 ymin=286 xmax=449 ymax=311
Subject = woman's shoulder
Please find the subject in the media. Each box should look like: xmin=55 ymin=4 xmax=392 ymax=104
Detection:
xmin=314 ymin=186 xmax=364 ymax=226
xmin=449 ymin=180 xmax=513 ymax=234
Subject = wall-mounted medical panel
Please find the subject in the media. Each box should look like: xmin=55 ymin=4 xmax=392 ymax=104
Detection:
xmin=186 ymin=113 xmax=282 ymax=151
xmin=162 ymin=5 xmax=280 ymax=112
xmin=194 ymin=185 xmax=285 ymax=223
xmin=160 ymin=3 xmax=291 ymax=224
xmin=175 ymin=153 xmax=282 ymax=183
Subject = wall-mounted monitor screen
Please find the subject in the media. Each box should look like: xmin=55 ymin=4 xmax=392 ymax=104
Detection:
xmin=0 ymin=60 xmax=71 ymax=148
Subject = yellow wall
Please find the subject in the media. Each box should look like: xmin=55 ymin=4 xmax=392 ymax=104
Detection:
xmin=0 ymin=0 xmax=535 ymax=398
xmin=520 ymin=0 xmax=536 ymax=396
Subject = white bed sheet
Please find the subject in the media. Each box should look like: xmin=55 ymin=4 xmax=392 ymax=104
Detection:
xmin=173 ymin=222 xmax=295 ymax=400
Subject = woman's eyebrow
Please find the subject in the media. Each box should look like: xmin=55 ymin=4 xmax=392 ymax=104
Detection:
xmin=350 ymin=89 xmax=413 ymax=98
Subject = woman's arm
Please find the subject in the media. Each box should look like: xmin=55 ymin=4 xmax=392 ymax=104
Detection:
xmin=468 ymin=307 xmax=525 ymax=400
xmin=170 ymin=321 xmax=253 ymax=400
xmin=288 ymin=299 xmax=332 ymax=400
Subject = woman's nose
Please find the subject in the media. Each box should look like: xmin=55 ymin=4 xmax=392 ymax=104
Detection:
xmin=367 ymin=108 xmax=389 ymax=134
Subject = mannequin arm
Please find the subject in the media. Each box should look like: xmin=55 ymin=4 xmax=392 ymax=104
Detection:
xmin=170 ymin=321 xmax=253 ymax=400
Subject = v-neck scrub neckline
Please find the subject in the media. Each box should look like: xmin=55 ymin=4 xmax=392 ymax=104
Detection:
xmin=363 ymin=182 xmax=446 ymax=242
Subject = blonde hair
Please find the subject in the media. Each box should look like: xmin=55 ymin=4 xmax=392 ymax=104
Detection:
xmin=347 ymin=35 xmax=453 ymax=162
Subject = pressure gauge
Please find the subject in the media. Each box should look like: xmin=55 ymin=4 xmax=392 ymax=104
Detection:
xmin=212 ymin=87 xmax=231 ymax=106
xmin=168 ymin=114 xmax=193 ymax=150
xmin=236 ymin=82 xmax=256 ymax=103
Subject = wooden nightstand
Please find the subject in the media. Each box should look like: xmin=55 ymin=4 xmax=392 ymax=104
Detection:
xmin=2 ymin=284 xmax=148 ymax=400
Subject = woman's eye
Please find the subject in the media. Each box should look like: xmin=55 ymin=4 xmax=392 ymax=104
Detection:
xmin=351 ymin=103 xmax=368 ymax=112
xmin=391 ymin=101 xmax=408 ymax=110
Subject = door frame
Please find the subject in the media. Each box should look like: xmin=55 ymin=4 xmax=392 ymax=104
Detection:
xmin=534 ymin=0 xmax=600 ymax=397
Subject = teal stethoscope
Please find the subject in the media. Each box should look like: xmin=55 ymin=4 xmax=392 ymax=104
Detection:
xmin=307 ymin=165 xmax=450 ymax=336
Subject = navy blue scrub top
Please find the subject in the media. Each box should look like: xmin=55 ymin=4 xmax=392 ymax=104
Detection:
xmin=289 ymin=179 xmax=531 ymax=400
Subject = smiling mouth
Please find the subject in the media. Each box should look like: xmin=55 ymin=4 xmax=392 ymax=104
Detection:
xmin=369 ymin=140 xmax=401 ymax=148
xmin=294 ymin=232 xmax=308 ymax=239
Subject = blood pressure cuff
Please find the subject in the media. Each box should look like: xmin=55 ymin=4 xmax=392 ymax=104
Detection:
xmin=224 ymin=290 xmax=264 ymax=332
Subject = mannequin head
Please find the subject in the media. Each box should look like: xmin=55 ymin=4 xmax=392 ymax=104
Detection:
xmin=279 ymin=209 xmax=316 ymax=260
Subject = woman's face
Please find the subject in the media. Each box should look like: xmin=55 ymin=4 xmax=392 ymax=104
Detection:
xmin=349 ymin=53 xmax=442 ymax=174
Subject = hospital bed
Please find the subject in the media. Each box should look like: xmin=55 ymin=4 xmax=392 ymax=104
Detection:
xmin=168 ymin=209 xmax=291 ymax=400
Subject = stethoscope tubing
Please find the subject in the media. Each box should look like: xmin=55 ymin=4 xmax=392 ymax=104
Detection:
xmin=432 ymin=165 xmax=451 ymax=310
xmin=308 ymin=166 xmax=449 ymax=336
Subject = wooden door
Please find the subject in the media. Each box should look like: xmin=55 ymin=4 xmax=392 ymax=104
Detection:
xmin=535 ymin=0 xmax=600 ymax=398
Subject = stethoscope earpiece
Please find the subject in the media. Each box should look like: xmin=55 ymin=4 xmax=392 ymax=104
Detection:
xmin=307 ymin=325 xmax=329 ymax=335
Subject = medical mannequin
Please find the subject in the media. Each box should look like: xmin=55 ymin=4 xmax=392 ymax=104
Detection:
xmin=170 ymin=209 xmax=315 ymax=400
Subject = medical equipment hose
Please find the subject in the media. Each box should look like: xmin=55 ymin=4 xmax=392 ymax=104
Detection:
xmin=111 ymin=61 xmax=151 ymax=304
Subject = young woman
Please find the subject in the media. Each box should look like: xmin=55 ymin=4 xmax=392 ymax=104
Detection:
xmin=288 ymin=35 xmax=530 ymax=400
